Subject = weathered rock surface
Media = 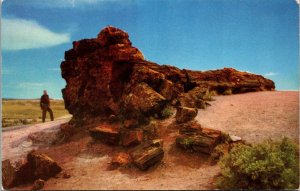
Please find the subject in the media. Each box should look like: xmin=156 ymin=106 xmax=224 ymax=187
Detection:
xmin=2 ymin=152 xmax=62 ymax=189
xmin=177 ymin=87 xmax=210 ymax=109
xmin=175 ymin=107 xmax=198 ymax=123
xmin=177 ymin=121 xmax=202 ymax=135
xmin=32 ymin=179 xmax=45 ymax=190
xmin=2 ymin=159 xmax=18 ymax=188
xmin=60 ymin=122 xmax=75 ymax=138
xmin=187 ymin=67 xmax=275 ymax=94
xmin=176 ymin=122 xmax=224 ymax=155
xmin=89 ymin=124 xmax=121 ymax=145
xmin=130 ymin=141 xmax=164 ymax=170
xmin=121 ymin=129 xmax=143 ymax=147
xmin=2 ymin=159 xmax=36 ymax=189
xmin=110 ymin=152 xmax=132 ymax=168
xmin=61 ymin=26 xmax=275 ymax=126
xmin=27 ymin=151 xmax=62 ymax=180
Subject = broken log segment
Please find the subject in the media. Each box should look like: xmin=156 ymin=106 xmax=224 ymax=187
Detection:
xmin=89 ymin=124 xmax=121 ymax=145
xmin=2 ymin=159 xmax=17 ymax=188
xmin=176 ymin=125 xmax=223 ymax=155
xmin=2 ymin=152 xmax=62 ymax=189
xmin=130 ymin=141 xmax=164 ymax=170
xmin=27 ymin=151 xmax=62 ymax=181
xmin=175 ymin=107 xmax=198 ymax=123
xmin=121 ymin=129 xmax=143 ymax=147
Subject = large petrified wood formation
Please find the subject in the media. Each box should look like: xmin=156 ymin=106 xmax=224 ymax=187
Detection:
xmin=61 ymin=26 xmax=275 ymax=125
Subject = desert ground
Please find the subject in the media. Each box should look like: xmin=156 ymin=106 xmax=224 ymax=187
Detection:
xmin=2 ymin=91 xmax=299 ymax=190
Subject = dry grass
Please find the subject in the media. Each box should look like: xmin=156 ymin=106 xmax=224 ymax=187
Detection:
xmin=2 ymin=99 xmax=70 ymax=127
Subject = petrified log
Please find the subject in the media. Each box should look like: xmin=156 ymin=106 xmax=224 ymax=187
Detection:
xmin=89 ymin=124 xmax=121 ymax=145
xmin=121 ymin=129 xmax=143 ymax=147
xmin=2 ymin=159 xmax=35 ymax=188
xmin=2 ymin=159 xmax=17 ymax=188
xmin=188 ymin=67 xmax=275 ymax=94
xmin=178 ymin=121 xmax=202 ymax=135
xmin=61 ymin=26 xmax=275 ymax=127
xmin=2 ymin=152 xmax=62 ymax=189
xmin=131 ymin=143 xmax=164 ymax=170
xmin=175 ymin=106 xmax=198 ymax=123
xmin=176 ymin=126 xmax=223 ymax=155
xmin=27 ymin=151 xmax=62 ymax=180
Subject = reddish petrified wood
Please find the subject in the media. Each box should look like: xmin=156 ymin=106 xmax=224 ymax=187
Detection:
xmin=89 ymin=123 xmax=121 ymax=145
xmin=61 ymin=26 xmax=275 ymax=126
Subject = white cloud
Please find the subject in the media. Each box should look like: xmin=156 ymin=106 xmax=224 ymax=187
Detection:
xmin=296 ymin=0 xmax=299 ymax=5
xmin=264 ymin=72 xmax=278 ymax=76
xmin=2 ymin=18 xmax=70 ymax=51
xmin=18 ymin=82 xmax=46 ymax=89
xmin=10 ymin=0 xmax=109 ymax=8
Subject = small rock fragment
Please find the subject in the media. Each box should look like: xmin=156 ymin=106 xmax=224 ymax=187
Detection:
xmin=31 ymin=179 xmax=45 ymax=190
xmin=111 ymin=152 xmax=132 ymax=168
xmin=175 ymin=107 xmax=198 ymax=123
xmin=229 ymin=135 xmax=242 ymax=142
xmin=62 ymin=172 xmax=71 ymax=179
xmin=121 ymin=129 xmax=143 ymax=147
xmin=150 ymin=139 xmax=164 ymax=147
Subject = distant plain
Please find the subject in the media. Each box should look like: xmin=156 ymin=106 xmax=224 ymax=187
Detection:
xmin=2 ymin=99 xmax=69 ymax=127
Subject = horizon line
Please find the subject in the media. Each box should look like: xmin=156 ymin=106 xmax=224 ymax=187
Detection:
xmin=2 ymin=90 xmax=299 ymax=100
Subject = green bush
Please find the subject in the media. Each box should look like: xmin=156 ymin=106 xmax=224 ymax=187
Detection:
xmin=160 ymin=107 xmax=173 ymax=119
xmin=217 ymin=138 xmax=299 ymax=189
xmin=222 ymin=88 xmax=232 ymax=95
xmin=203 ymin=90 xmax=217 ymax=101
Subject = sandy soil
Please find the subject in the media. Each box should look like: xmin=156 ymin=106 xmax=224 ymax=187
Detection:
xmin=3 ymin=91 xmax=298 ymax=190
xmin=196 ymin=91 xmax=299 ymax=144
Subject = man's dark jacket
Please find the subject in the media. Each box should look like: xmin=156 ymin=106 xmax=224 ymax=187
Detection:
xmin=40 ymin=94 xmax=50 ymax=106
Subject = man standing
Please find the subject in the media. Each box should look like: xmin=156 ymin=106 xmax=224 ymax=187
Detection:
xmin=40 ymin=90 xmax=54 ymax=122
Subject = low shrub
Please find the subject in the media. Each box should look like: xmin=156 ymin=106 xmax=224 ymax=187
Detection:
xmin=222 ymin=88 xmax=232 ymax=95
xmin=160 ymin=107 xmax=173 ymax=119
xmin=217 ymin=137 xmax=299 ymax=189
xmin=209 ymin=90 xmax=218 ymax=97
xmin=203 ymin=90 xmax=217 ymax=101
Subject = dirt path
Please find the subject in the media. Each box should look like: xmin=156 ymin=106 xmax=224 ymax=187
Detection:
xmin=196 ymin=91 xmax=299 ymax=144
xmin=1 ymin=115 xmax=72 ymax=161
xmin=5 ymin=91 xmax=299 ymax=190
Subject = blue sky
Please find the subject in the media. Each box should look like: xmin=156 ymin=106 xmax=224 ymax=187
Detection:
xmin=2 ymin=0 xmax=299 ymax=99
